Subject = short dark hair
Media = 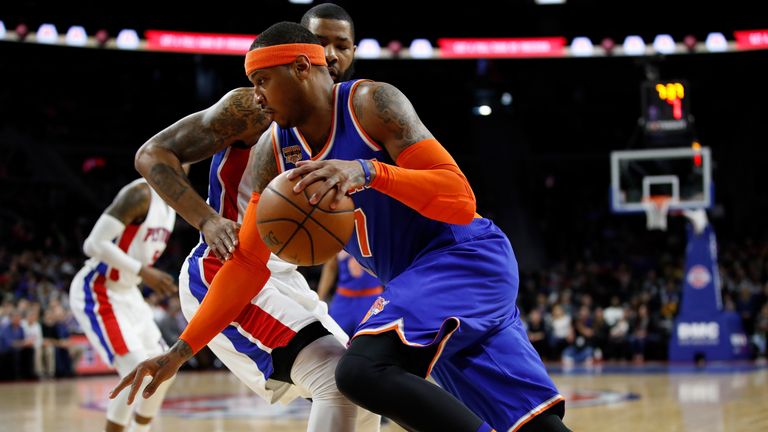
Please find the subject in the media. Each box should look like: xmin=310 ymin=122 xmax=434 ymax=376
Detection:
xmin=300 ymin=3 xmax=355 ymax=38
xmin=250 ymin=21 xmax=322 ymax=50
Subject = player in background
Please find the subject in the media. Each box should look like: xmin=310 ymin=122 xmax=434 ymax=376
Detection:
xmin=69 ymin=173 xmax=182 ymax=432
xmin=110 ymin=5 xmax=379 ymax=432
xmin=317 ymin=251 xmax=384 ymax=337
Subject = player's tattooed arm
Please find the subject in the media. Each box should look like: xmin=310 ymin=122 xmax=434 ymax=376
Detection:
xmin=248 ymin=128 xmax=280 ymax=194
xmin=136 ymin=87 xmax=272 ymax=231
xmin=104 ymin=182 xmax=151 ymax=225
xmin=167 ymin=340 xmax=194 ymax=362
xmin=143 ymin=87 xmax=272 ymax=165
xmin=353 ymin=81 xmax=433 ymax=161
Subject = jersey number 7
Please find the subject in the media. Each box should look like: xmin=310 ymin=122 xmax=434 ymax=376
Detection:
xmin=353 ymin=208 xmax=372 ymax=257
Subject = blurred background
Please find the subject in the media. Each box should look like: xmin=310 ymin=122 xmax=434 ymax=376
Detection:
xmin=1 ymin=0 xmax=767 ymax=379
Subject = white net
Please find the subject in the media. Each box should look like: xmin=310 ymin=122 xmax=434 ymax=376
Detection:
xmin=643 ymin=196 xmax=672 ymax=231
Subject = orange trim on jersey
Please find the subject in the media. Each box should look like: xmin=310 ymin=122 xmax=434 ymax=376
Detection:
xmin=244 ymin=43 xmax=327 ymax=77
xmin=336 ymin=286 xmax=384 ymax=297
xmin=353 ymin=208 xmax=373 ymax=257
xmin=293 ymin=84 xmax=339 ymax=161
xmin=352 ymin=317 xmax=461 ymax=377
xmin=347 ymin=80 xmax=382 ymax=151
xmin=509 ymin=395 xmax=566 ymax=432
xmin=369 ymin=138 xmax=477 ymax=225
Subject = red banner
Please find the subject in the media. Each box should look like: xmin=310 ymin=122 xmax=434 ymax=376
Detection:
xmin=72 ymin=334 xmax=114 ymax=375
xmin=145 ymin=30 xmax=257 ymax=55
xmin=734 ymin=30 xmax=768 ymax=50
xmin=438 ymin=37 xmax=567 ymax=58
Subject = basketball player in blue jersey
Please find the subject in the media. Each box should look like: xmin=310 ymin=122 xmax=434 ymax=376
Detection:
xmin=246 ymin=23 xmax=571 ymax=432
xmin=317 ymin=251 xmax=385 ymax=337
xmin=111 ymin=7 xmax=382 ymax=432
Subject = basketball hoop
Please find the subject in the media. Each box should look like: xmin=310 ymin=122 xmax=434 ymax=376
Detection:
xmin=642 ymin=195 xmax=673 ymax=231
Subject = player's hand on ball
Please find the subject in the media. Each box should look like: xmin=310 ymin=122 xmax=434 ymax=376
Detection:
xmin=140 ymin=266 xmax=178 ymax=296
xmin=288 ymin=159 xmax=366 ymax=209
xmin=200 ymin=214 xmax=240 ymax=261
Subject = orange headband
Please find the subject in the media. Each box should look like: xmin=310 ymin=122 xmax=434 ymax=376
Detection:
xmin=244 ymin=43 xmax=327 ymax=77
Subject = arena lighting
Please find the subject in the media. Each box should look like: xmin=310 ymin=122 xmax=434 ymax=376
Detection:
xmin=683 ymin=35 xmax=697 ymax=52
xmin=704 ymin=32 xmax=727 ymax=52
xmin=570 ymin=36 xmax=594 ymax=56
xmin=622 ymin=35 xmax=646 ymax=56
xmin=534 ymin=0 xmax=566 ymax=4
xmin=653 ymin=34 xmax=676 ymax=54
xmin=409 ymin=38 xmax=433 ymax=59
xmin=0 ymin=21 xmax=6 ymax=39
xmin=15 ymin=23 xmax=29 ymax=41
xmin=600 ymin=37 xmax=615 ymax=55
xmin=500 ymin=92 xmax=513 ymax=106
xmin=95 ymin=29 xmax=109 ymax=47
xmin=36 ymin=23 xmax=58 ymax=44
xmin=288 ymin=0 xmax=313 ymax=3
xmin=473 ymin=105 xmax=492 ymax=116
xmin=356 ymin=38 xmax=381 ymax=59
xmin=116 ymin=29 xmax=140 ymax=49
xmin=65 ymin=26 xmax=87 ymax=46
xmin=387 ymin=40 xmax=403 ymax=58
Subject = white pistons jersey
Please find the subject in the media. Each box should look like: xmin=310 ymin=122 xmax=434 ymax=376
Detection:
xmin=84 ymin=178 xmax=176 ymax=288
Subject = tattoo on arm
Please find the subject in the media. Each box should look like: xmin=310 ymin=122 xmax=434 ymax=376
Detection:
xmin=206 ymin=89 xmax=271 ymax=150
xmin=250 ymin=132 xmax=279 ymax=193
xmin=370 ymin=83 xmax=432 ymax=148
xmin=149 ymin=164 xmax=191 ymax=202
xmin=169 ymin=340 xmax=193 ymax=361
xmin=106 ymin=183 xmax=150 ymax=225
xmin=150 ymin=88 xmax=271 ymax=164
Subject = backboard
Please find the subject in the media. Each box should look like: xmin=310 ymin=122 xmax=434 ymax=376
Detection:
xmin=610 ymin=146 xmax=712 ymax=214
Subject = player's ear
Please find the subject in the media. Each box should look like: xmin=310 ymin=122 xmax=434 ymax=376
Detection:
xmin=293 ymin=55 xmax=311 ymax=80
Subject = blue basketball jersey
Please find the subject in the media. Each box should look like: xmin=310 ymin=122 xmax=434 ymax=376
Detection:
xmin=272 ymin=80 xmax=459 ymax=283
xmin=273 ymin=80 xmax=564 ymax=430
xmin=336 ymin=251 xmax=381 ymax=290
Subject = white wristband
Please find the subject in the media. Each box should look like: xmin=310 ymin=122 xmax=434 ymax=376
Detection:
xmin=83 ymin=214 xmax=143 ymax=275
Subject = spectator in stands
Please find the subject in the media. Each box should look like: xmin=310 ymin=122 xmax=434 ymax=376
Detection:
xmin=22 ymin=304 xmax=43 ymax=378
xmin=563 ymin=306 xmax=595 ymax=366
xmin=549 ymin=304 xmax=571 ymax=359
xmin=526 ymin=309 xmax=549 ymax=360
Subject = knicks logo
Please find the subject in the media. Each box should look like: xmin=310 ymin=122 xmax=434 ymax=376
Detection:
xmin=282 ymin=145 xmax=302 ymax=164
xmin=360 ymin=296 xmax=389 ymax=324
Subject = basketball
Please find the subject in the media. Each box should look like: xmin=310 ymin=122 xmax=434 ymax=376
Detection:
xmin=256 ymin=171 xmax=356 ymax=266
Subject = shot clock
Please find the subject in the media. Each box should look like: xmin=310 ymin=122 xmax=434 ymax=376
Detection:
xmin=642 ymin=80 xmax=691 ymax=134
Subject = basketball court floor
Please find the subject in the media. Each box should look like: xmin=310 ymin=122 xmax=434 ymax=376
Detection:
xmin=1 ymin=363 xmax=766 ymax=431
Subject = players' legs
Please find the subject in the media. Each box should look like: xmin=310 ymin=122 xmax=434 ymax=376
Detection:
xmin=429 ymin=319 xmax=568 ymax=432
xmin=335 ymin=330 xmax=493 ymax=432
xmin=129 ymin=330 xmax=175 ymax=432
xmin=290 ymin=334 xmax=380 ymax=432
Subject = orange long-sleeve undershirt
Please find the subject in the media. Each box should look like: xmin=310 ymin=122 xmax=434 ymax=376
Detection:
xmin=370 ymin=138 xmax=477 ymax=225
xmin=179 ymin=193 xmax=272 ymax=354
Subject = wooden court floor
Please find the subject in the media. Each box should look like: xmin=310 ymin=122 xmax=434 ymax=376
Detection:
xmin=0 ymin=364 xmax=766 ymax=432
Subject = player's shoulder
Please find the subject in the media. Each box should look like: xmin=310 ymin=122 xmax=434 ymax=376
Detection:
xmin=209 ymin=87 xmax=260 ymax=116
xmin=202 ymin=87 xmax=272 ymax=145
xmin=117 ymin=179 xmax=151 ymax=205
xmin=351 ymin=81 xmax=409 ymax=111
